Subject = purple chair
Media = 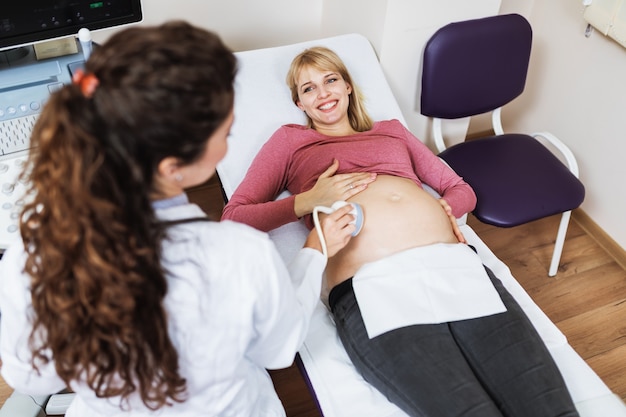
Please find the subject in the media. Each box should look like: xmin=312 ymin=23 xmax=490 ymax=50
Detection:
xmin=421 ymin=13 xmax=585 ymax=276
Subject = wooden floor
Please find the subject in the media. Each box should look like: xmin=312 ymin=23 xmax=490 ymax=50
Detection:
xmin=1 ymin=176 xmax=625 ymax=415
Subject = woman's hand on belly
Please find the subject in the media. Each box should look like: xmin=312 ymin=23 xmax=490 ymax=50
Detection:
xmin=294 ymin=159 xmax=377 ymax=217
xmin=438 ymin=198 xmax=466 ymax=244
xmin=325 ymin=175 xmax=462 ymax=287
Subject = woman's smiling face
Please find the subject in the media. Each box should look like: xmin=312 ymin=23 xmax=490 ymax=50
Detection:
xmin=295 ymin=65 xmax=353 ymax=135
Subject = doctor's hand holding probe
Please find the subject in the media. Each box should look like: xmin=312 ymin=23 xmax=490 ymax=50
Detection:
xmin=0 ymin=21 xmax=355 ymax=417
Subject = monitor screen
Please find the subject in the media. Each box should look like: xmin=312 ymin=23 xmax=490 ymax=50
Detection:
xmin=0 ymin=0 xmax=143 ymax=51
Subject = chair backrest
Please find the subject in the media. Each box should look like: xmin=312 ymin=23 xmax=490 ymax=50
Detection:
xmin=420 ymin=13 xmax=532 ymax=119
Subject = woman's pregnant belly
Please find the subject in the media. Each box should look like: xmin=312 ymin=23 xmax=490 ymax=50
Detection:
xmin=324 ymin=175 xmax=459 ymax=289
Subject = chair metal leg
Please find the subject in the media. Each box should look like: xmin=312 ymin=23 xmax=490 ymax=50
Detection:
xmin=549 ymin=210 xmax=572 ymax=277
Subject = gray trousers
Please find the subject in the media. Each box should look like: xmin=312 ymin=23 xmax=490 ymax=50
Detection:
xmin=329 ymin=266 xmax=579 ymax=417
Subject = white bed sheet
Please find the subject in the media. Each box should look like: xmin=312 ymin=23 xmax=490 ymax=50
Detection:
xmin=217 ymin=33 xmax=626 ymax=417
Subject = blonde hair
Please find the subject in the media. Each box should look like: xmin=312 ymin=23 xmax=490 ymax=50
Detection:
xmin=286 ymin=46 xmax=373 ymax=132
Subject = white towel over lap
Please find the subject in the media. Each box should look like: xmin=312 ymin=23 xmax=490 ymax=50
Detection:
xmin=352 ymin=243 xmax=507 ymax=338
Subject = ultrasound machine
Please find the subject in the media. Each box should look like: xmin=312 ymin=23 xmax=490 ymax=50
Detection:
xmin=0 ymin=2 xmax=143 ymax=415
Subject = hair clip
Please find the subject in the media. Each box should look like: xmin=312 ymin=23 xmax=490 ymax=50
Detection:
xmin=72 ymin=69 xmax=100 ymax=98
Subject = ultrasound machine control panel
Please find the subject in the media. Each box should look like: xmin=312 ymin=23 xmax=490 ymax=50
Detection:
xmin=0 ymin=45 xmax=86 ymax=252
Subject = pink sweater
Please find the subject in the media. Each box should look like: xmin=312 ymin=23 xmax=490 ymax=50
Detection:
xmin=222 ymin=120 xmax=476 ymax=231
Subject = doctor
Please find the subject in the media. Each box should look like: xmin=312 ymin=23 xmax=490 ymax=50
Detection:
xmin=0 ymin=23 xmax=355 ymax=417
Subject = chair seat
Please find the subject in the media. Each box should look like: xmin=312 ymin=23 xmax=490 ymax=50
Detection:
xmin=439 ymin=134 xmax=585 ymax=227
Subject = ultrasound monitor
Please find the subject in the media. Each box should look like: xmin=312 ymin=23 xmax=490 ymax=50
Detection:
xmin=0 ymin=0 xmax=143 ymax=51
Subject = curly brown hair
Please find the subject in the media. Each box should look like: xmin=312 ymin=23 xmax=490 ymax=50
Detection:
xmin=19 ymin=21 xmax=236 ymax=410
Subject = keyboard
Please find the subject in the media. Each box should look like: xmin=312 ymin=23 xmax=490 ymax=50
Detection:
xmin=0 ymin=115 xmax=36 ymax=250
xmin=0 ymin=114 xmax=37 ymax=155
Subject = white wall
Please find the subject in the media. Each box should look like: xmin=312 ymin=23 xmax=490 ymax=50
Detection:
xmin=92 ymin=0 xmax=625 ymax=250
xmin=322 ymin=0 xmax=501 ymax=146
xmin=499 ymin=0 xmax=626 ymax=249
xmin=92 ymin=0 xmax=324 ymax=51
